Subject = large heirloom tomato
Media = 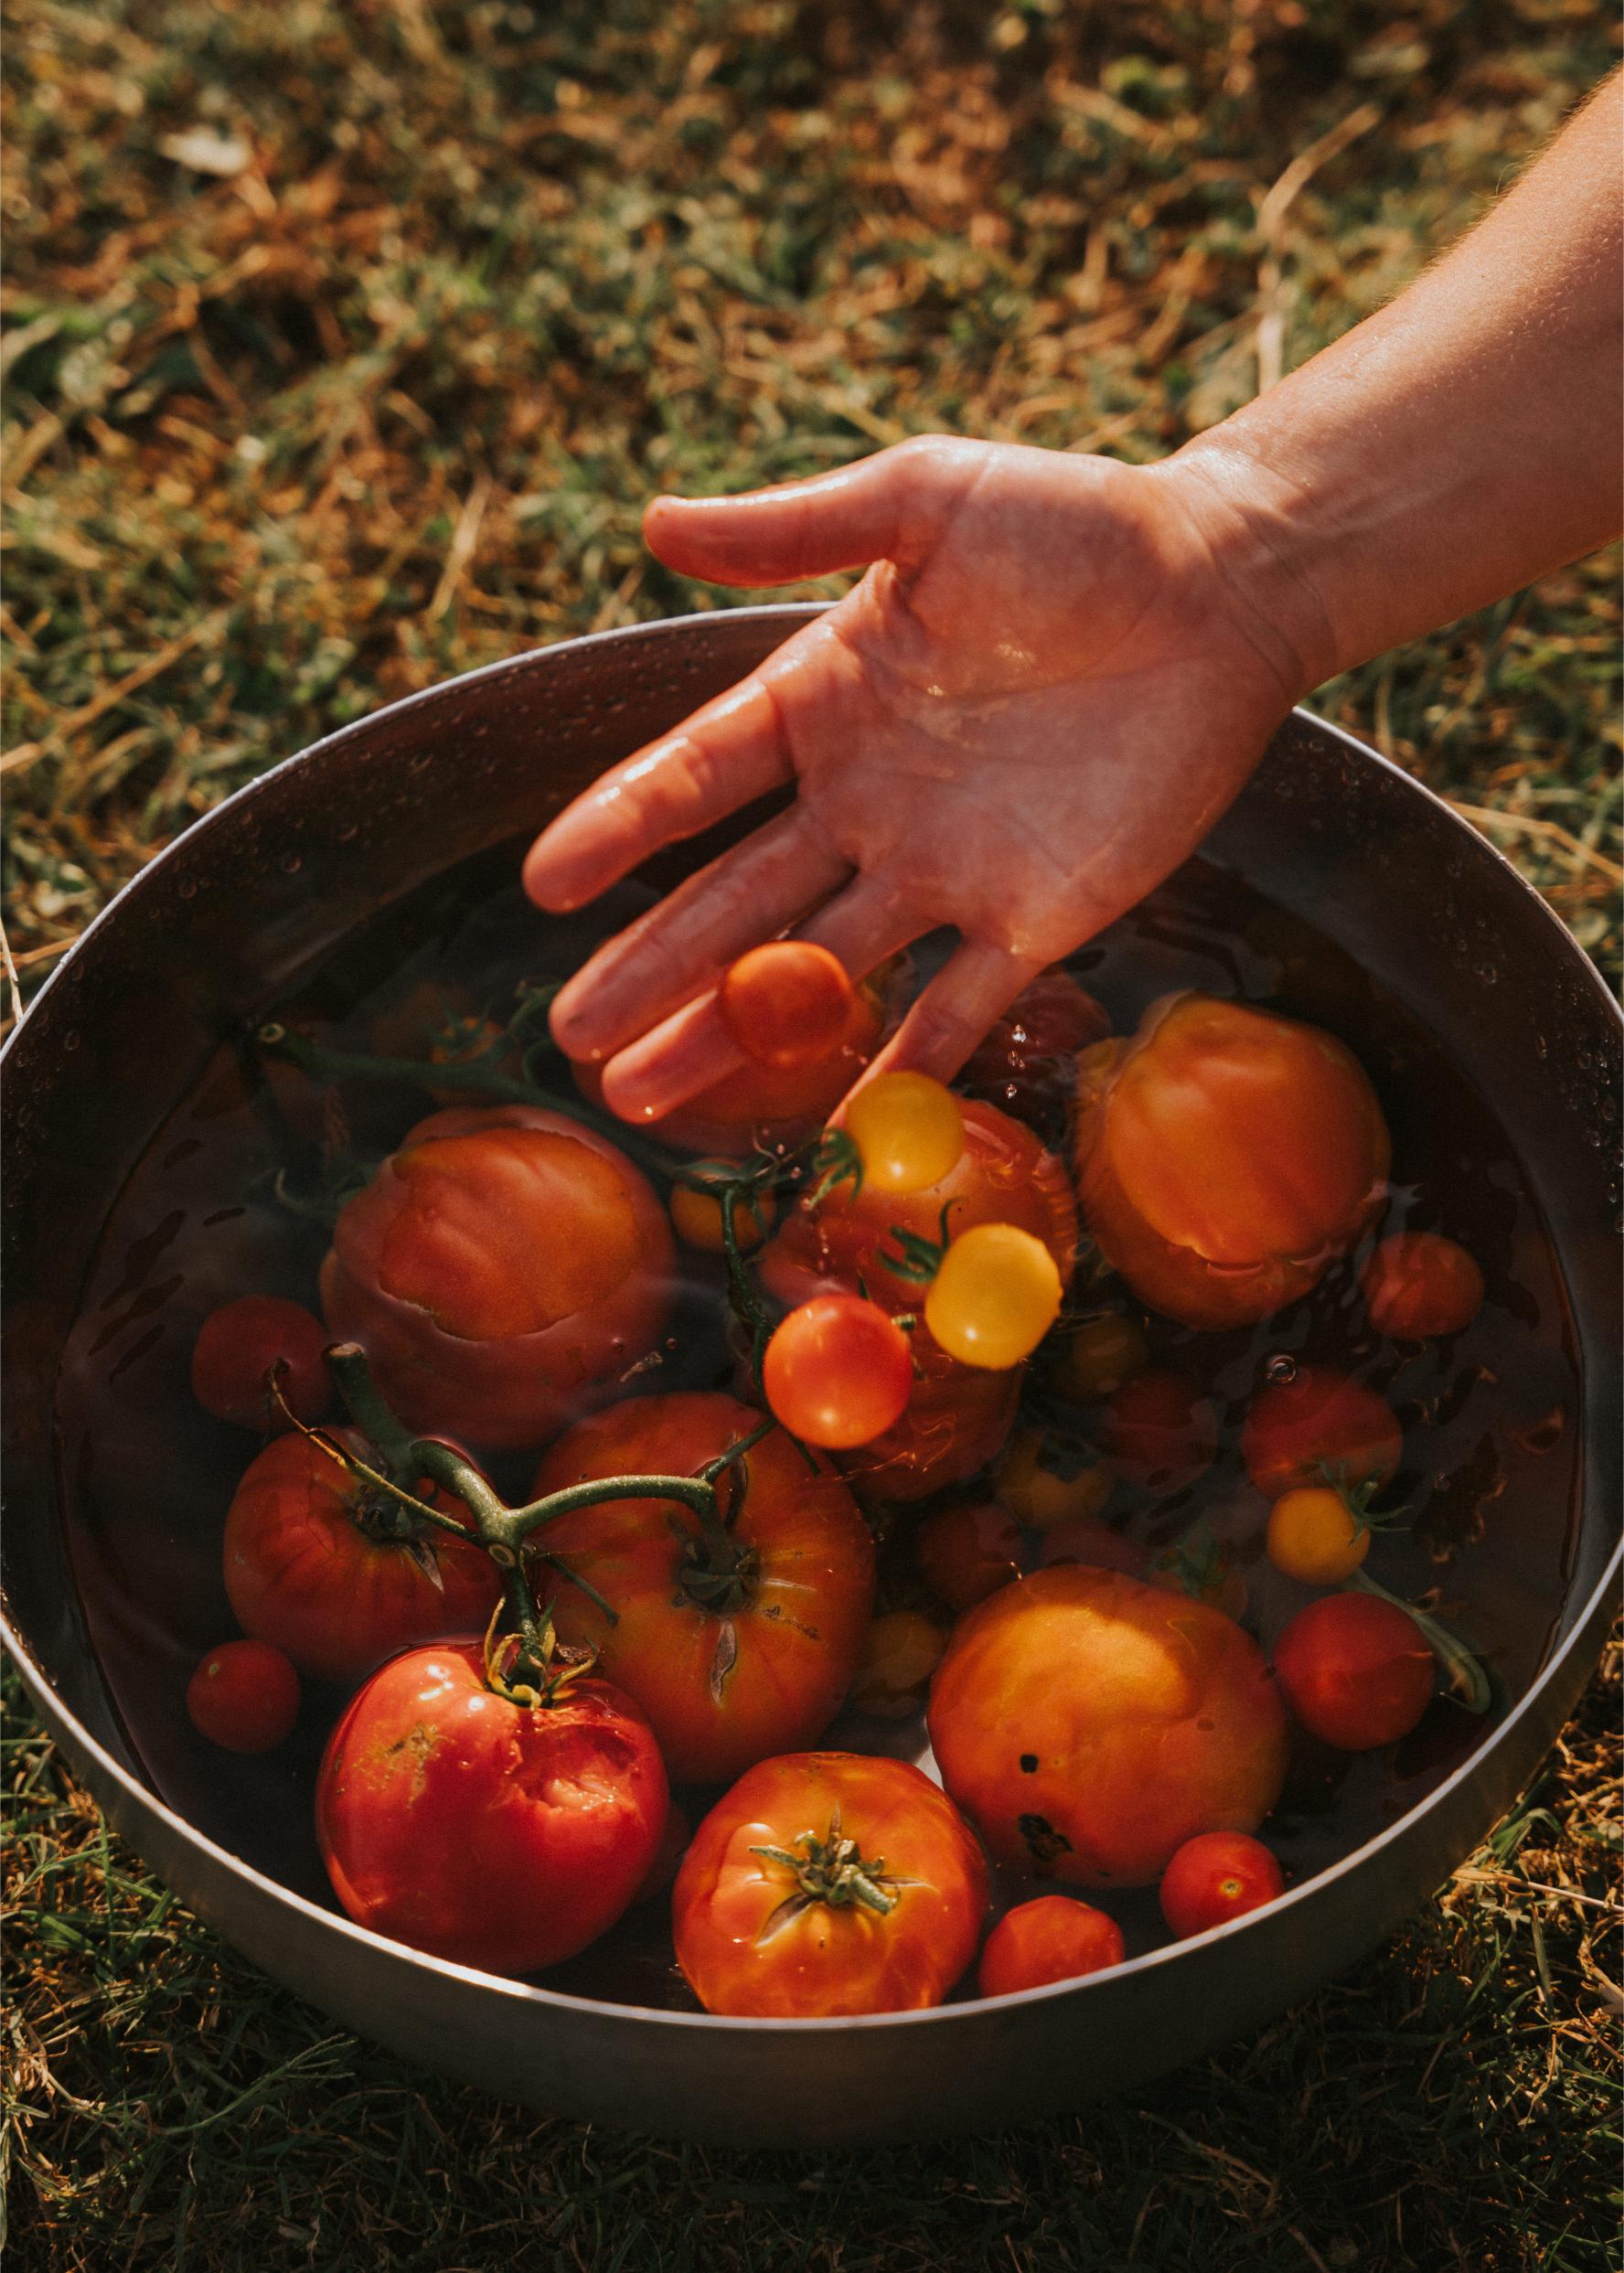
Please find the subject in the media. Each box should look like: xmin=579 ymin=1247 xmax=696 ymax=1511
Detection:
xmin=317 ymin=1640 xmax=667 ymax=1975
xmin=760 ymin=1098 xmax=1076 ymax=1502
xmin=531 ymin=1394 xmax=875 ymax=1784
xmin=672 ymin=1752 xmax=988 ymax=2015
xmin=320 ymin=1104 xmax=672 ymax=1449
xmin=1074 ymin=993 xmax=1390 ymax=1329
xmin=222 ymin=1428 xmax=500 ymax=1683
xmin=927 ymin=1564 xmax=1288 ymax=1887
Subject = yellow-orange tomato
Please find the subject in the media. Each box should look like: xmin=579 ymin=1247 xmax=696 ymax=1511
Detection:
xmin=996 ymin=1429 xmax=1115 ymax=1532
xmin=669 ymin=1179 xmax=776 ymax=1254
xmin=1362 ymin=1232 xmax=1485 ymax=1339
xmin=845 ymin=1072 xmax=967 ymax=1195
xmin=1266 ymin=1486 xmax=1372 ymax=1585
xmin=849 ymin=1610 xmax=949 ymax=1718
xmin=927 ymin=1564 xmax=1288 ymax=1888
xmin=1074 ymin=993 xmax=1390 ymax=1329
xmin=977 ymin=1895 xmax=1125 ymax=1996
xmin=924 ymin=1222 xmax=1063 ymax=1371
xmin=1050 ymin=1313 xmax=1149 ymax=1404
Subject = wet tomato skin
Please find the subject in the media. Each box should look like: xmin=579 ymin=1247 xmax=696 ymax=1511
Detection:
xmin=916 ymin=1499 xmax=1023 ymax=1612
xmin=961 ymin=970 xmax=1111 ymax=1126
xmin=191 ymin=1297 xmax=332 ymax=1432
xmin=531 ymin=1394 xmax=875 ymax=1784
xmin=672 ymin=1752 xmax=988 ymax=2016
xmin=1159 ymin=1831 xmax=1285 ymax=1937
xmin=186 ymin=1640 xmax=301 ymax=1752
xmin=977 ymin=1896 xmax=1125 ymax=1995
xmin=719 ymin=942 xmax=855 ymax=1070
xmin=1273 ymin=1593 xmax=1435 ymax=1749
xmin=1242 ymin=1367 xmax=1403 ymax=1499
xmin=1362 ymin=1233 xmax=1485 ymax=1339
xmin=316 ymin=1641 xmax=667 ymax=1976
xmin=1099 ymin=1371 xmax=1217 ymax=1497
xmin=762 ymin=1297 xmax=914 ymax=1449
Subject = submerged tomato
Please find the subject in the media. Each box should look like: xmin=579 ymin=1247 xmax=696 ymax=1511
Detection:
xmin=1266 ymin=1484 xmax=1373 ymax=1585
xmin=1362 ymin=1232 xmax=1485 ymax=1339
xmin=961 ymin=969 xmax=1111 ymax=1127
xmin=191 ymin=1297 xmax=332 ymax=1433
xmin=720 ymin=942 xmax=855 ymax=1070
xmin=1099 ymin=1371 xmax=1217 ymax=1497
xmin=1159 ymin=1831 xmax=1284 ymax=1938
xmin=761 ymin=1296 xmax=914 ymax=1449
xmin=977 ymin=1896 xmax=1125 ymax=1996
xmin=1074 ymin=993 xmax=1390 ymax=1329
xmin=1242 ymin=1366 xmax=1402 ymax=1499
xmin=186 ymin=1639 xmax=301 ymax=1753
xmin=1273 ymin=1593 xmax=1435 ymax=1749
xmin=847 ymin=1610 xmax=948 ymax=1719
xmin=320 ymin=1104 xmax=672 ymax=1449
xmin=531 ymin=1394 xmax=875 ymax=1783
xmin=317 ymin=1640 xmax=667 ymax=1975
xmin=928 ymin=1564 xmax=1288 ymax=1888
xmin=672 ymin=1752 xmax=988 ymax=2016
xmin=222 ymin=1428 xmax=500 ymax=1683
xmin=916 ymin=1499 xmax=1023 ymax=1612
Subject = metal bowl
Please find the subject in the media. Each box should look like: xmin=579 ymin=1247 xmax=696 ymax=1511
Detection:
xmin=4 ymin=604 xmax=1619 ymax=2145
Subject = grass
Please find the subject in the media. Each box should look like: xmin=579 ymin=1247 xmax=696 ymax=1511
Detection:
xmin=2 ymin=0 xmax=1619 ymax=2265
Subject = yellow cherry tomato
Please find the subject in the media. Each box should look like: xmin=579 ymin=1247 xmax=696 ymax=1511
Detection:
xmin=844 ymin=1072 xmax=965 ymax=1195
xmin=995 ymin=1427 xmax=1115 ymax=1532
xmin=848 ymin=1609 xmax=948 ymax=1719
xmin=669 ymin=1180 xmax=776 ymax=1255
xmin=1266 ymin=1486 xmax=1372 ymax=1585
xmin=1051 ymin=1313 xmax=1150 ymax=1403
xmin=924 ymin=1222 xmax=1062 ymax=1371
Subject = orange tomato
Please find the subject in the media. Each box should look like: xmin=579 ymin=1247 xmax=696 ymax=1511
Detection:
xmin=669 ymin=1179 xmax=775 ymax=1254
xmin=719 ymin=942 xmax=856 ymax=1070
xmin=1362 ymin=1232 xmax=1485 ymax=1339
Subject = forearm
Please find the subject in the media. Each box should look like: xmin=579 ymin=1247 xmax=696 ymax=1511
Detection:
xmin=1170 ymin=69 xmax=1623 ymax=695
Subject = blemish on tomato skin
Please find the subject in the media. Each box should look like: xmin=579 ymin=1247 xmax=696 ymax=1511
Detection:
xmin=1019 ymin=1753 xmax=1039 ymax=1773
xmin=1018 ymin=1812 xmax=1073 ymax=1863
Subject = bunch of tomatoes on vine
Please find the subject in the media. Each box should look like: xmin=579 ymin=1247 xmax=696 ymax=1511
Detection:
xmin=180 ymin=934 xmax=1493 ymax=2013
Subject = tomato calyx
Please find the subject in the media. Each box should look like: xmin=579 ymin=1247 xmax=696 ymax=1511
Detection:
xmin=1315 ymin=1463 xmax=1411 ymax=1540
xmin=750 ymin=1808 xmax=914 ymax=1934
xmin=806 ymin=1126 xmax=864 ymax=1209
xmin=879 ymin=1203 xmax=957 ymax=1287
xmin=480 ymin=1598 xmax=596 ymax=1708
xmin=1346 ymin=1569 xmax=1492 ymax=1713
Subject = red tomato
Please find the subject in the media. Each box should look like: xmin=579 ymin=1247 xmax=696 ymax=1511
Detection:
xmin=1159 ymin=1830 xmax=1284 ymax=1937
xmin=191 ymin=1297 xmax=332 ymax=1433
xmin=367 ymin=979 xmax=521 ymax=1104
xmin=320 ymin=1104 xmax=673 ymax=1449
xmin=916 ymin=1499 xmax=1023 ymax=1611
xmin=720 ymin=942 xmax=856 ymax=1070
xmin=828 ymin=1328 xmax=1022 ymax=1509
xmin=1035 ymin=1512 xmax=1149 ymax=1576
xmin=185 ymin=1639 xmax=301 ymax=1752
xmin=977 ymin=1896 xmax=1125 ymax=1995
xmin=761 ymin=1297 xmax=914 ymax=1449
xmin=222 ymin=1428 xmax=501 ymax=1683
xmin=1074 ymin=993 xmax=1390 ymax=1329
xmin=927 ymin=1565 xmax=1288 ymax=1887
xmin=1273 ymin=1592 xmax=1435 ymax=1749
xmin=317 ymin=1639 xmax=667 ymax=1974
xmin=672 ymin=1752 xmax=988 ymax=2015
xmin=1242 ymin=1366 xmax=1403 ymax=1499
xmin=1099 ymin=1371 xmax=1217 ymax=1497
xmin=531 ymin=1394 xmax=875 ymax=1783
xmin=1362 ymin=1232 xmax=1485 ymax=1339
xmin=961 ymin=969 xmax=1111 ymax=1126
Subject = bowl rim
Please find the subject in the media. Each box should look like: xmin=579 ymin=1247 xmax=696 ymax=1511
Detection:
xmin=5 ymin=601 xmax=1620 ymax=2034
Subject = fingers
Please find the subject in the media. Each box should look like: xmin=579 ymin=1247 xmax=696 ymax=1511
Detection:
xmin=865 ymin=939 xmax=1048 ymax=1088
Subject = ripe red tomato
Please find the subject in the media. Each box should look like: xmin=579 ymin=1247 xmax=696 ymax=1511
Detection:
xmin=191 ymin=1297 xmax=332 ymax=1433
xmin=1074 ymin=992 xmax=1390 ymax=1329
xmin=761 ymin=1296 xmax=914 ymax=1449
xmin=720 ymin=942 xmax=856 ymax=1070
xmin=531 ymin=1394 xmax=875 ymax=1783
xmin=671 ymin=1752 xmax=988 ymax=2015
xmin=1362 ymin=1232 xmax=1485 ymax=1339
xmin=1242 ymin=1366 xmax=1403 ymax=1499
xmin=828 ymin=1327 xmax=1022 ymax=1508
xmin=222 ymin=1428 xmax=501 ymax=1683
xmin=317 ymin=1639 xmax=667 ymax=1974
xmin=1272 ymin=1592 xmax=1435 ymax=1749
xmin=320 ymin=1104 xmax=673 ymax=1448
xmin=1159 ymin=1830 xmax=1284 ymax=1937
xmin=185 ymin=1639 xmax=301 ymax=1752
xmin=916 ymin=1499 xmax=1023 ymax=1612
xmin=1035 ymin=1511 xmax=1149 ymax=1576
xmin=977 ymin=1895 xmax=1125 ymax=1995
xmin=1099 ymin=1371 xmax=1217 ymax=1497
xmin=961 ymin=969 xmax=1111 ymax=1126
xmin=927 ymin=1565 xmax=1288 ymax=1887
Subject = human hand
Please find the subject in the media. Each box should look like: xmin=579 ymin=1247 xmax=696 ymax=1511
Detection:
xmin=523 ymin=436 xmax=1316 ymax=1124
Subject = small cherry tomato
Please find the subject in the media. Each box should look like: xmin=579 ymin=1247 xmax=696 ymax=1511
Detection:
xmin=762 ymin=1295 xmax=914 ymax=1449
xmin=1266 ymin=1485 xmax=1373 ymax=1585
xmin=669 ymin=1176 xmax=775 ymax=1254
xmin=1273 ymin=1592 xmax=1435 ymax=1749
xmin=672 ymin=1752 xmax=988 ymax=2015
xmin=185 ymin=1640 xmax=301 ymax=1753
xmin=1035 ymin=1510 xmax=1148 ymax=1575
xmin=191 ymin=1297 xmax=332 ymax=1432
xmin=961 ymin=970 xmax=1112 ymax=1126
xmin=1242 ymin=1366 xmax=1402 ymax=1499
xmin=1099 ymin=1371 xmax=1217 ymax=1497
xmin=996 ymin=1429 xmax=1115 ymax=1531
xmin=844 ymin=1073 xmax=965 ymax=1195
xmin=1362 ymin=1232 xmax=1485 ymax=1339
xmin=1159 ymin=1831 xmax=1285 ymax=1937
xmin=720 ymin=942 xmax=856 ymax=1070
xmin=848 ymin=1610 xmax=948 ymax=1719
xmin=916 ymin=1499 xmax=1023 ymax=1612
xmin=1050 ymin=1313 xmax=1149 ymax=1404
xmin=977 ymin=1895 xmax=1125 ymax=1996
xmin=924 ymin=1222 xmax=1063 ymax=1371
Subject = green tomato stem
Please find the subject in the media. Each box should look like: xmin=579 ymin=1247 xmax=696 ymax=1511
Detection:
xmin=1348 ymin=1568 xmax=1492 ymax=1713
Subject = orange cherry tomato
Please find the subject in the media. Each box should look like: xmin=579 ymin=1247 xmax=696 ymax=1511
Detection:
xmin=1074 ymin=992 xmax=1391 ymax=1329
xmin=1099 ymin=1371 xmax=1218 ymax=1497
xmin=1362 ymin=1232 xmax=1485 ymax=1339
xmin=186 ymin=1639 xmax=301 ymax=1752
xmin=1159 ymin=1831 xmax=1284 ymax=1937
xmin=191 ymin=1297 xmax=333 ymax=1433
xmin=1242 ymin=1366 xmax=1402 ymax=1499
xmin=916 ymin=1499 xmax=1023 ymax=1612
xmin=672 ymin=1752 xmax=988 ymax=2015
xmin=762 ymin=1296 xmax=914 ymax=1449
xmin=848 ymin=1610 xmax=948 ymax=1719
xmin=669 ymin=1176 xmax=775 ymax=1254
xmin=720 ymin=941 xmax=856 ymax=1070
xmin=961 ymin=969 xmax=1112 ymax=1127
xmin=1266 ymin=1484 xmax=1373 ymax=1585
xmin=927 ymin=1565 xmax=1287 ymax=1887
xmin=532 ymin=1393 xmax=875 ymax=1784
xmin=845 ymin=1072 xmax=966 ymax=1195
xmin=977 ymin=1895 xmax=1125 ymax=1996
xmin=1273 ymin=1592 xmax=1435 ymax=1749
xmin=832 ymin=1329 xmax=1022 ymax=1508
xmin=924 ymin=1222 xmax=1063 ymax=1370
